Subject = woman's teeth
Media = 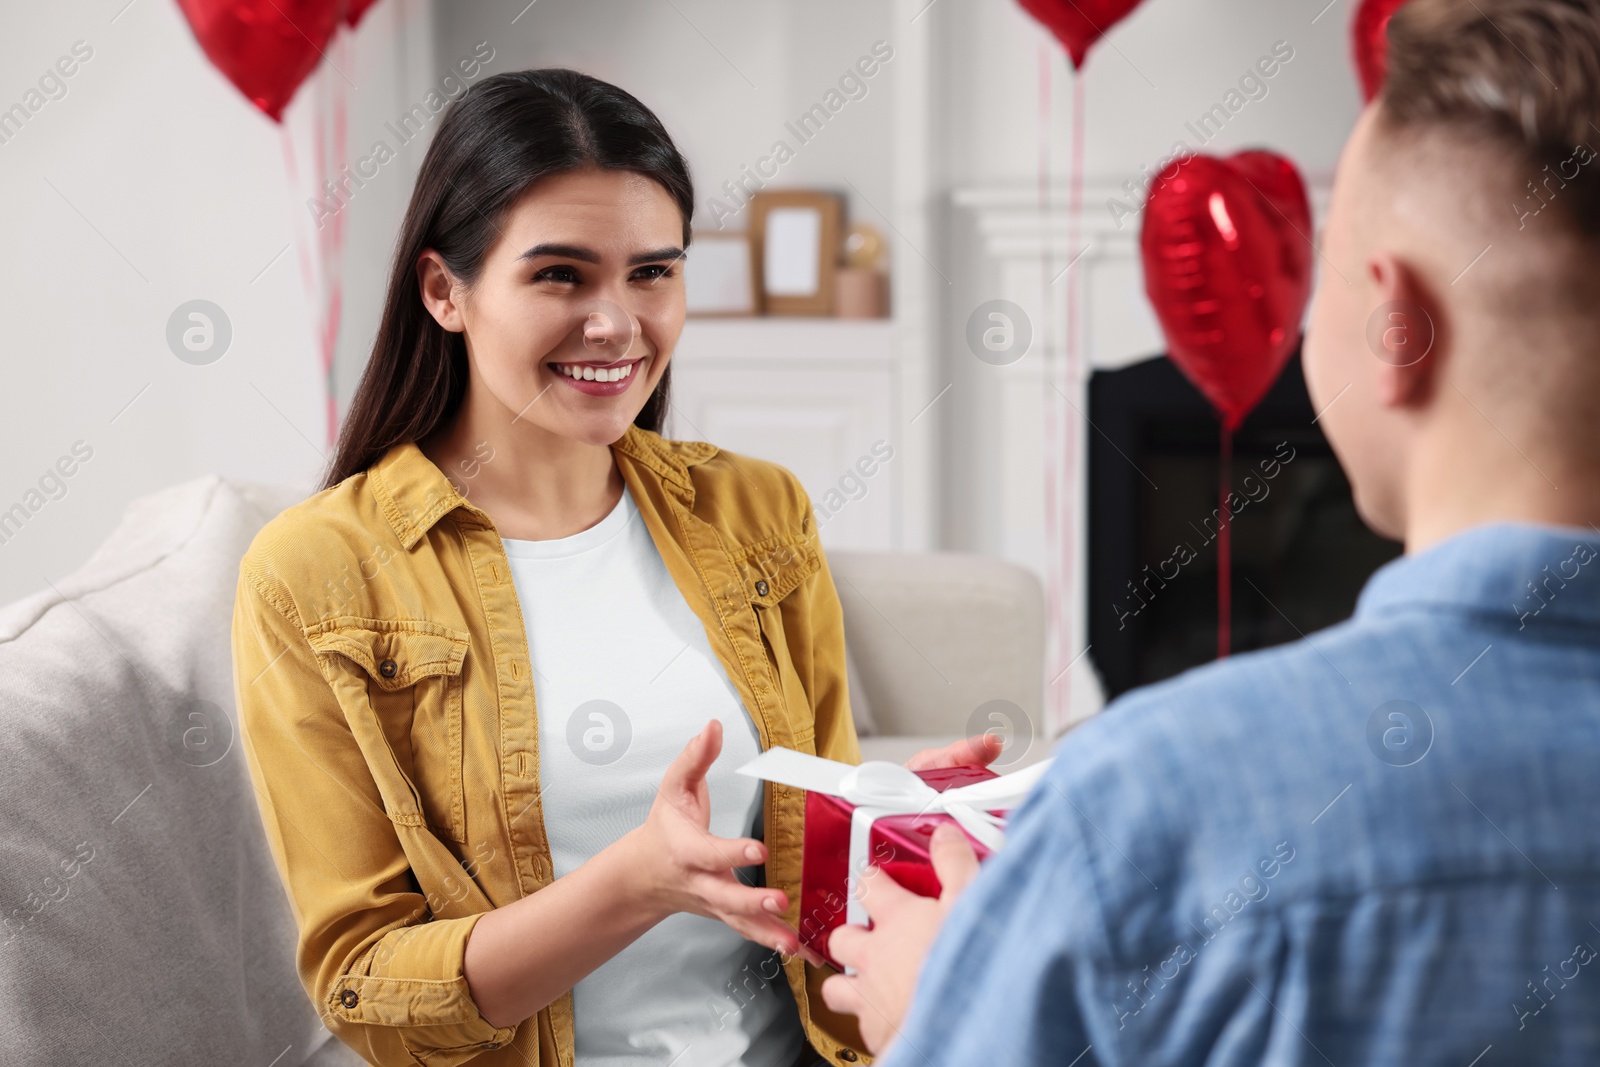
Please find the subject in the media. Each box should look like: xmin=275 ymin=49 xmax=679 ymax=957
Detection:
xmin=554 ymin=361 xmax=634 ymax=382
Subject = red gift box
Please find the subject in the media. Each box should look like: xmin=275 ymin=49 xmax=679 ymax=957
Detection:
xmin=796 ymin=765 xmax=1002 ymax=970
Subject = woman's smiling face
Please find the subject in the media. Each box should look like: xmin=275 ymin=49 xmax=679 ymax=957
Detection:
xmin=417 ymin=165 xmax=687 ymax=448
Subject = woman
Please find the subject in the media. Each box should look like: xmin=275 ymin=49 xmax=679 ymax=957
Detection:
xmin=231 ymin=68 xmax=998 ymax=1067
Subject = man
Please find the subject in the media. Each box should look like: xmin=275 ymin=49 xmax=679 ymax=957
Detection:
xmin=821 ymin=0 xmax=1600 ymax=1062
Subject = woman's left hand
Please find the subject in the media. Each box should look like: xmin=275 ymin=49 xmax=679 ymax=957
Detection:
xmin=902 ymin=733 xmax=1004 ymax=772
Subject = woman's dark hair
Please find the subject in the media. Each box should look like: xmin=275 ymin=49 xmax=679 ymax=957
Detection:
xmin=318 ymin=68 xmax=694 ymax=491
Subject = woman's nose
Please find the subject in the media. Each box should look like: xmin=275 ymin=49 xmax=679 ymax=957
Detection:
xmin=581 ymin=300 xmax=638 ymax=357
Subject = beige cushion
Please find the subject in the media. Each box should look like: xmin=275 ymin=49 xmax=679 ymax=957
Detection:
xmin=0 ymin=475 xmax=367 ymax=1065
xmin=829 ymin=550 xmax=1048 ymax=768
xmin=843 ymin=638 xmax=878 ymax=736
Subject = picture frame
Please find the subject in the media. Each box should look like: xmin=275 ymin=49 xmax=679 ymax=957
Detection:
xmin=684 ymin=231 xmax=757 ymax=317
xmin=748 ymin=190 xmax=842 ymax=315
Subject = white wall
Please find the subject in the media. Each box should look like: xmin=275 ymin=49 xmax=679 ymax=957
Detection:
xmin=0 ymin=0 xmax=434 ymax=605
xmin=936 ymin=0 xmax=1360 ymax=188
xmin=432 ymin=0 xmax=899 ymax=237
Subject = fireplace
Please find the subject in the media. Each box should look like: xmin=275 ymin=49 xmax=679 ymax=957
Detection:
xmin=1086 ymin=351 xmax=1402 ymax=701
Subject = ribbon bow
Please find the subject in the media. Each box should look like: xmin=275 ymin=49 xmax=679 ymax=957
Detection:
xmin=737 ymin=747 xmax=1052 ymax=964
xmin=832 ymin=758 xmax=1046 ymax=851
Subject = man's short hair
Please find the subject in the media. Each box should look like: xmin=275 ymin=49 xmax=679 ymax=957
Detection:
xmin=1382 ymin=0 xmax=1600 ymax=239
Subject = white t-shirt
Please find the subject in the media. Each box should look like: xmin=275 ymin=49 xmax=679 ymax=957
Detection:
xmin=502 ymin=482 xmax=805 ymax=1067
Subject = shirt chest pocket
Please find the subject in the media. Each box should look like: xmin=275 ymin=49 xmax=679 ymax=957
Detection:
xmin=308 ymin=619 xmax=471 ymax=844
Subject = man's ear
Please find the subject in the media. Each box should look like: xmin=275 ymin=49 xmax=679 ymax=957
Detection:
xmin=1367 ymin=250 xmax=1446 ymax=409
xmin=417 ymin=249 xmax=467 ymax=333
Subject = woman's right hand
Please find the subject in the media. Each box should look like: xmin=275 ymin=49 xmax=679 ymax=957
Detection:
xmin=624 ymin=718 xmax=824 ymax=964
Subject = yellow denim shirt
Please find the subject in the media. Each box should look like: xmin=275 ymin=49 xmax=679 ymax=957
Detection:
xmin=231 ymin=423 xmax=871 ymax=1067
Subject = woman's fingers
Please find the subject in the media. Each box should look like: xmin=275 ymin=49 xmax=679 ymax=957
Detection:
xmin=651 ymin=718 xmax=827 ymax=962
xmin=687 ymin=832 xmax=767 ymax=870
xmin=684 ymin=871 xmax=830 ymax=965
xmin=719 ymin=906 xmax=812 ymax=955
xmin=660 ymin=824 xmax=765 ymax=872
xmin=962 ymin=731 xmax=1005 ymax=766
xmin=793 ymin=939 xmax=828 ymax=967
xmin=659 ymin=719 xmax=723 ymax=800
xmin=905 ymin=733 xmax=1005 ymax=771
xmin=690 ymin=871 xmax=809 ymax=955
xmin=728 ymin=914 xmax=805 ymax=956
xmin=694 ymin=872 xmax=787 ymax=919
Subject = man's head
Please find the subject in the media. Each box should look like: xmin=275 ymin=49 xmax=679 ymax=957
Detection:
xmin=1303 ymin=0 xmax=1600 ymax=547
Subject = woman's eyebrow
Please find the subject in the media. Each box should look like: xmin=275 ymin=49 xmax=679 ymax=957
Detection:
xmin=629 ymin=246 xmax=685 ymax=265
xmin=515 ymin=243 xmax=685 ymax=265
xmin=518 ymin=242 xmax=598 ymax=263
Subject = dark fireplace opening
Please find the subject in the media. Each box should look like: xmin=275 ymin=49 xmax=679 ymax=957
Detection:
xmin=1087 ymin=351 xmax=1403 ymax=702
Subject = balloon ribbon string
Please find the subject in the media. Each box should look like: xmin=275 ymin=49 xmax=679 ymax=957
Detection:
xmin=278 ymin=39 xmax=350 ymax=456
xmin=322 ymin=33 xmax=349 ymax=448
xmin=1218 ymin=424 xmax=1233 ymax=659
xmin=1037 ymin=43 xmax=1060 ymax=733
xmin=1060 ymin=66 xmax=1086 ymax=724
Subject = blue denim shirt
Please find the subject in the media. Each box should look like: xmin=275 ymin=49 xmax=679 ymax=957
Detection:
xmin=880 ymin=521 xmax=1600 ymax=1067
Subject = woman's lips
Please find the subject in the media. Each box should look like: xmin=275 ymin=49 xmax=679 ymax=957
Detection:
xmin=548 ymin=356 xmax=643 ymax=397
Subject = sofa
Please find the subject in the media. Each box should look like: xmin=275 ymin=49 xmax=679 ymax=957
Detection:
xmin=0 ymin=474 xmax=1048 ymax=1065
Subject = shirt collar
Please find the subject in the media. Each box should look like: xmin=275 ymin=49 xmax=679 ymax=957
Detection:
xmin=370 ymin=422 xmax=714 ymax=551
xmin=1354 ymin=520 xmax=1600 ymax=629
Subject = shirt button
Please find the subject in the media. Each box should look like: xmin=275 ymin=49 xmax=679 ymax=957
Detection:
xmin=838 ymin=1049 xmax=857 ymax=1062
xmin=339 ymin=989 xmax=359 ymax=1008
xmin=755 ymin=579 xmax=769 ymax=596
xmin=378 ymin=659 xmax=398 ymax=678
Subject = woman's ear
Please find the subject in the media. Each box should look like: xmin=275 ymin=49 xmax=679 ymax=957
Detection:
xmin=1367 ymin=249 xmax=1445 ymax=410
xmin=417 ymin=249 xmax=467 ymax=332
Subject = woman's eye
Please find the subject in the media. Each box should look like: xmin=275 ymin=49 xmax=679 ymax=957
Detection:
xmin=534 ymin=265 xmax=579 ymax=284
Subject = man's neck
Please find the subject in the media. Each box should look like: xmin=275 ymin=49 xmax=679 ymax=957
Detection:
xmin=1402 ymin=418 xmax=1600 ymax=553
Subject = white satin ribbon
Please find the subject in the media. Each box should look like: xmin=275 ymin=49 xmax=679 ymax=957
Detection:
xmin=736 ymin=748 xmax=1052 ymax=967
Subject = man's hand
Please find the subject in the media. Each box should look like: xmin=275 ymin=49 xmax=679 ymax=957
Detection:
xmin=903 ymin=733 xmax=1004 ymax=772
xmin=819 ymin=823 xmax=983 ymax=1054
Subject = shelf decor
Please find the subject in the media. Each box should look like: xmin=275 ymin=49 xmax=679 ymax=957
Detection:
xmin=684 ymin=231 xmax=757 ymax=317
xmin=835 ymin=221 xmax=890 ymax=318
xmin=749 ymin=190 xmax=842 ymax=316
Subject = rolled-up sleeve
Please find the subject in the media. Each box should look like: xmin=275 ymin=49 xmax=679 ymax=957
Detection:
xmin=231 ymin=563 xmax=518 ymax=1066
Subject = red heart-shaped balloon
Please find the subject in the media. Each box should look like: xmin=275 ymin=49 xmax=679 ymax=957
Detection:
xmin=1140 ymin=151 xmax=1314 ymax=431
xmin=1353 ymin=0 xmax=1411 ymax=102
xmin=344 ymin=0 xmax=382 ymax=28
xmin=1016 ymin=0 xmax=1146 ymax=70
xmin=175 ymin=0 xmax=342 ymax=122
